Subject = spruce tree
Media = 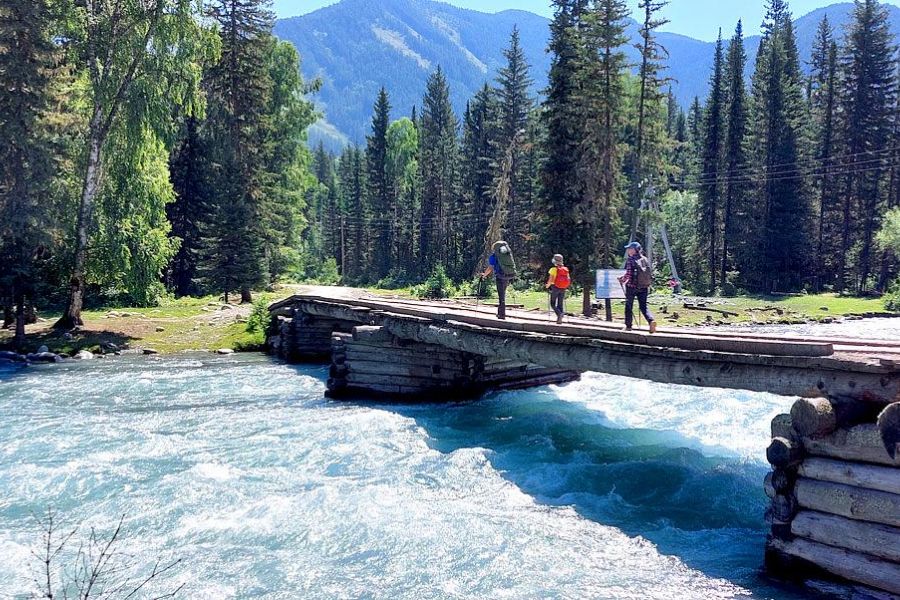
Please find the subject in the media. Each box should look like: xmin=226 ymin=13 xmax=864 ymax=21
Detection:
xmin=168 ymin=117 xmax=211 ymax=297
xmin=629 ymin=0 xmax=670 ymax=244
xmin=747 ymin=0 xmax=810 ymax=292
xmin=837 ymin=0 xmax=896 ymax=292
xmin=697 ymin=31 xmax=725 ymax=292
xmin=462 ymin=85 xmax=500 ymax=274
xmin=418 ymin=67 xmax=460 ymax=279
xmin=576 ymin=0 xmax=630 ymax=314
xmin=721 ymin=21 xmax=749 ymax=289
xmin=386 ymin=117 xmax=420 ymax=278
xmin=809 ymin=16 xmax=839 ymax=289
xmin=495 ymin=26 xmax=534 ymax=251
xmin=539 ymin=0 xmax=589 ymax=309
xmin=0 ymin=0 xmax=54 ymax=347
xmin=202 ymin=0 xmax=275 ymax=302
xmin=366 ymin=88 xmax=392 ymax=280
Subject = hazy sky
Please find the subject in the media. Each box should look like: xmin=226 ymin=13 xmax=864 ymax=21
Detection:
xmin=274 ymin=0 xmax=900 ymax=42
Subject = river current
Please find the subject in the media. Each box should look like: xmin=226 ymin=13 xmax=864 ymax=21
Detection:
xmin=2 ymin=319 xmax=897 ymax=599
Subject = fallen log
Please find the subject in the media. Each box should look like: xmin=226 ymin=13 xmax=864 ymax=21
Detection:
xmin=767 ymin=437 xmax=803 ymax=468
xmin=791 ymin=510 xmax=900 ymax=563
xmin=803 ymin=424 xmax=900 ymax=467
xmin=768 ymin=536 xmax=900 ymax=595
xmin=794 ymin=477 xmax=900 ymax=528
xmin=798 ymin=457 xmax=900 ymax=496
xmin=682 ymin=302 xmax=739 ymax=317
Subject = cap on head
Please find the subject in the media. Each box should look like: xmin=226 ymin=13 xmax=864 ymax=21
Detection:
xmin=624 ymin=241 xmax=642 ymax=251
xmin=552 ymin=254 xmax=564 ymax=265
xmin=493 ymin=240 xmax=509 ymax=254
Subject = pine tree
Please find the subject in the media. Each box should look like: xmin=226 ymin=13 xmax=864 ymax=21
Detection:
xmin=386 ymin=117 xmax=420 ymax=279
xmin=202 ymin=0 xmax=275 ymax=302
xmin=168 ymin=117 xmax=212 ymax=297
xmin=418 ymin=67 xmax=460 ymax=279
xmin=366 ymin=87 xmax=392 ymax=280
xmin=837 ymin=0 xmax=897 ymax=292
xmin=462 ymin=86 xmax=500 ymax=274
xmin=338 ymin=146 xmax=367 ymax=283
xmin=576 ymin=0 xmax=630 ymax=314
xmin=0 ymin=0 xmax=54 ymax=347
xmin=539 ymin=0 xmax=589 ymax=308
xmin=721 ymin=21 xmax=749 ymax=289
xmin=495 ymin=26 xmax=534 ymax=250
xmin=809 ymin=16 xmax=839 ymax=289
xmin=697 ymin=31 xmax=725 ymax=292
xmin=746 ymin=0 xmax=810 ymax=292
xmin=629 ymin=0 xmax=671 ymax=246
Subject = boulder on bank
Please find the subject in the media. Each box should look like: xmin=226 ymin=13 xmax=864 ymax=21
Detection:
xmin=0 ymin=350 xmax=27 ymax=363
xmin=27 ymin=352 xmax=62 ymax=363
xmin=37 ymin=345 xmax=49 ymax=354
xmin=216 ymin=348 xmax=234 ymax=355
xmin=73 ymin=350 xmax=95 ymax=360
xmin=142 ymin=348 xmax=159 ymax=355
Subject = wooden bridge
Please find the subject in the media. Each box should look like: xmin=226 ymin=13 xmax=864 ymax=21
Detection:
xmin=267 ymin=288 xmax=900 ymax=596
xmin=268 ymin=288 xmax=900 ymax=403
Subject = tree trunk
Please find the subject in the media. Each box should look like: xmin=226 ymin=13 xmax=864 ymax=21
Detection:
xmin=56 ymin=113 xmax=105 ymax=330
xmin=241 ymin=286 xmax=253 ymax=304
xmin=14 ymin=293 xmax=26 ymax=351
xmin=582 ymin=285 xmax=591 ymax=317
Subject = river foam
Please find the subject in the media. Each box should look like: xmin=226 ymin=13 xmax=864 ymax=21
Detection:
xmin=0 ymin=352 xmax=821 ymax=598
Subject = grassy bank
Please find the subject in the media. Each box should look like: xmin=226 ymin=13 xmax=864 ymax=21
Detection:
xmin=0 ymin=289 xmax=297 ymax=356
xmin=372 ymin=288 xmax=891 ymax=327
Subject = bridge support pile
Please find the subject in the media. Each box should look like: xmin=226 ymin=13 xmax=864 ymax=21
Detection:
xmin=764 ymin=399 xmax=900 ymax=596
xmin=268 ymin=308 xmax=355 ymax=362
xmin=326 ymin=326 xmax=579 ymax=400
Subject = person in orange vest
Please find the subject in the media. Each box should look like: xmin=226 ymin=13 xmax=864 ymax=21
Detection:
xmin=545 ymin=254 xmax=571 ymax=324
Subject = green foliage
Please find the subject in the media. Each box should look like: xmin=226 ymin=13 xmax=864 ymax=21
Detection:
xmin=458 ymin=276 xmax=495 ymax=299
xmin=876 ymin=207 xmax=900 ymax=255
xmin=884 ymin=278 xmax=900 ymax=313
xmin=246 ymin=297 xmax=270 ymax=334
xmin=415 ymin=264 xmax=455 ymax=299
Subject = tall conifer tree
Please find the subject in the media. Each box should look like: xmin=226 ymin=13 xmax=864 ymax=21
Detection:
xmin=697 ymin=31 xmax=725 ymax=292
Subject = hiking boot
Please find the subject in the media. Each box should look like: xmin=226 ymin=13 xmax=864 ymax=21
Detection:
xmin=649 ymin=320 xmax=657 ymax=334
xmin=556 ymin=315 xmax=563 ymax=325
xmin=624 ymin=326 xmax=633 ymax=331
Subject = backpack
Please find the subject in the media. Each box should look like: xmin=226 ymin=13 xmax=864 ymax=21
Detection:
xmin=492 ymin=241 xmax=517 ymax=279
xmin=554 ymin=266 xmax=571 ymax=289
xmin=635 ymin=257 xmax=653 ymax=288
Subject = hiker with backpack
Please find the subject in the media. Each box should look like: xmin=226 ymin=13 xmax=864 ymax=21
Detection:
xmin=545 ymin=254 xmax=570 ymax=324
xmin=618 ymin=241 xmax=657 ymax=333
xmin=481 ymin=240 xmax=517 ymax=320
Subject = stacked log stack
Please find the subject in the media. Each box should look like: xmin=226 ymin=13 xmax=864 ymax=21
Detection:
xmin=764 ymin=397 xmax=900 ymax=596
xmin=326 ymin=325 xmax=579 ymax=400
xmin=268 ymin=308 xmax=355 ymax=362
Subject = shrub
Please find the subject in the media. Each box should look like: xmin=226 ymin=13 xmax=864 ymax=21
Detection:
xmin=415 ymin=265 xmax=455 ymax=299
xmin=246 ymin=297 xmax=270 ymax=334
xmin=885 ymin=278 xmax=900 ymax=313
xmin=376 ymin=268 xmax=416 ymax=290
xmin=458 ymin=276 xmax=494 ymax=298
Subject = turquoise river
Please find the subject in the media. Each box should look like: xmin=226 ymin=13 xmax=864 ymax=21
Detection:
xmin=3 ymin=319 xmax=898 ymax=599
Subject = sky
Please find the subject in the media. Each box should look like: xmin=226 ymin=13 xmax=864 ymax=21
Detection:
xmin=274 ymin=0 xmax=900 ymax=41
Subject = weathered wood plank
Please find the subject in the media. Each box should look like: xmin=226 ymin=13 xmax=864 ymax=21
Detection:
xmin=768 ymin=537 xmax=900 ymax=594
xmin=799 ymin=457 xmax=900 ymax=495
xmin=794 ymin=477 xmax=900 ymax=527
xmin=804 ymin=425 xmax=900 ymax=467
xmin=791 ymin=510 xmax=900 ymax=563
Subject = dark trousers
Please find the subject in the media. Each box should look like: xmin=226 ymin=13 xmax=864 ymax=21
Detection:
xmin=625 ymin=287 xmax=654 ymax=329
xmin=495 ymin=277 xmax=510 ymax=319
xmin=549 ymin=286 xmax=565 ymax=318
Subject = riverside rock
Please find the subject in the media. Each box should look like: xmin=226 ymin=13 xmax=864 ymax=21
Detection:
xmin=37 ymin=345 xmax=49 ymax=354
xmin=216 ymin=348 xmax=234 ymax=355
xmin=142 ymin=348 xmax=159 ymax=355
xmin=27 ymin=352 xmax=62 ymax=363
xmin=73 ymin=350 xmax=95 ymax=360
xmin=0 ymin=351 xmax=26 ymax=363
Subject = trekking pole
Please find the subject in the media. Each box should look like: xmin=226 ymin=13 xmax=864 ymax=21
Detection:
xmin=476 ymin=275 xmax=484 ymax=314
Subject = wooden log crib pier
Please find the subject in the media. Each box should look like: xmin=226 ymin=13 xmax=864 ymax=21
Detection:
xmin=268 ymin=288 xmax=900 ymax=596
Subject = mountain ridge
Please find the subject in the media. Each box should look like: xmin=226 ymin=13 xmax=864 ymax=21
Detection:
xmin=274 ymin=0 xmax=900 ymax=149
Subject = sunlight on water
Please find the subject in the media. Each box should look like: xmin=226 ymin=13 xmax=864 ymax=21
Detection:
xmin=0 ymin=346 xmax=831 ymax=599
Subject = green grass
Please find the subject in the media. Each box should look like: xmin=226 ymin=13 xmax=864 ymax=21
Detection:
xmin=0 ymin=290 xmax=293 ymax=356
xmin=372 ymin=287 xmax=893 ymax=327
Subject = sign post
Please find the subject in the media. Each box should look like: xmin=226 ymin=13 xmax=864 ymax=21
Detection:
xmin=595 ymin=269 xmax=627 ymax=322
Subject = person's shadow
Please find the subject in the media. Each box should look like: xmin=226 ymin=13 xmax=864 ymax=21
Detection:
xmin=373 ymin=385 xmax=815 ymax=599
